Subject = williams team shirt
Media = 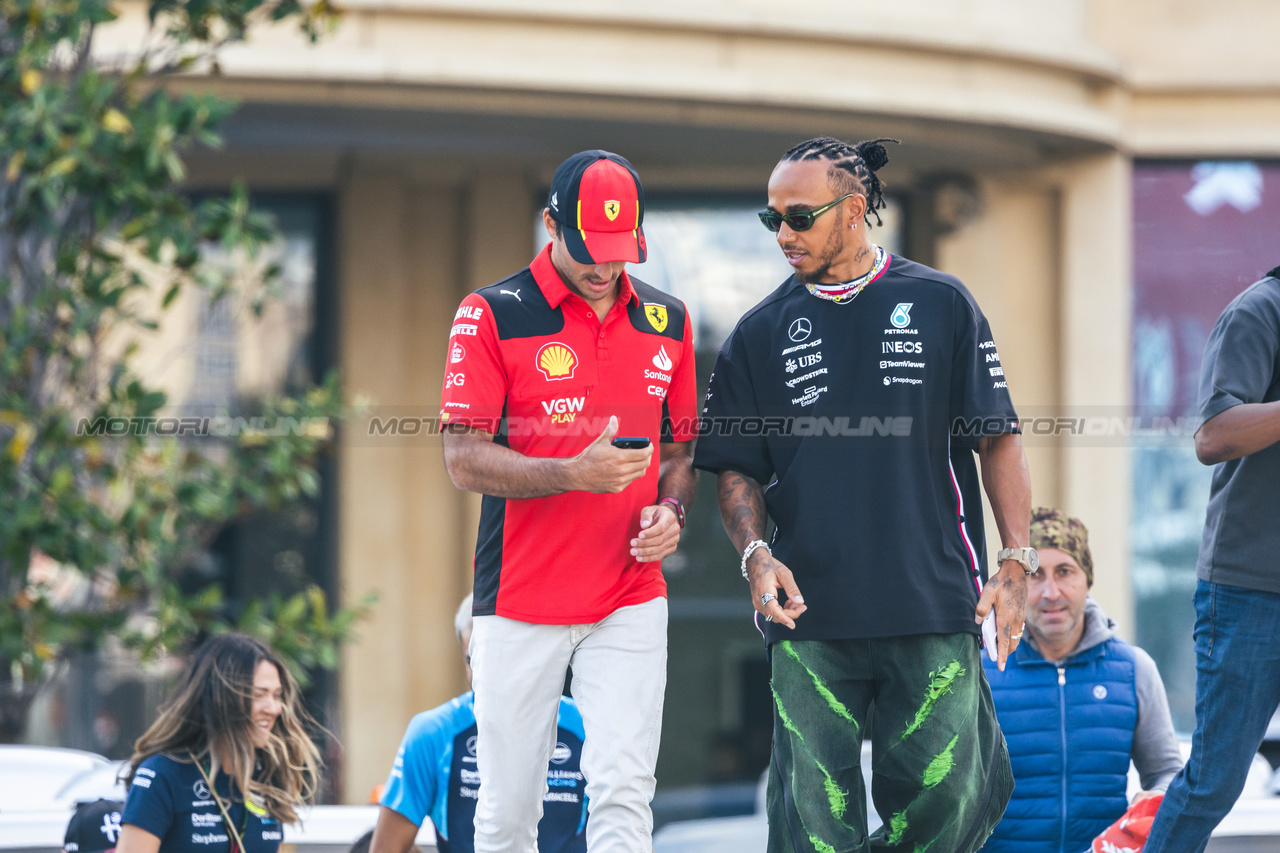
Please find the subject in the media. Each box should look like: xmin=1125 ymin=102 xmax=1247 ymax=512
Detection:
xmin=440 ymin=244 xmax=697 ymax=623
xmin=694 ymin=255 xmax=1019 ymax=645
xmin=381 ymin=692 xmax=588 ymax=853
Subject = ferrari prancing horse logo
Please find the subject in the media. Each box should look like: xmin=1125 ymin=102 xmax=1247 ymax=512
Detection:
xmin=603 ymin=200 xmax=621 ymax=221
xmin=644 ymin=303 xmax=668 ymax=333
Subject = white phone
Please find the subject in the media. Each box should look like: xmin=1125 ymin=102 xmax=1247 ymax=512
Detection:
xmin=982 ymin=610 xmax=999 ymax=661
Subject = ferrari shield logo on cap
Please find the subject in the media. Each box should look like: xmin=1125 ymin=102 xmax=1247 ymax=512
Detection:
xmin=603 ymin=200 xmax=621 ymax=221
xmin=644 ymin=303 xmax=668 ymax=333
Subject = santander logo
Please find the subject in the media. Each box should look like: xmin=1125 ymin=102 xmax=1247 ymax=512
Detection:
xmin=653 ymin=346 xmax=673 ymax=371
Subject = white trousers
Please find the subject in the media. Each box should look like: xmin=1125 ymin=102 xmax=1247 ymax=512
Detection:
xmin=469 ymin=597 xmax=668 ymax=853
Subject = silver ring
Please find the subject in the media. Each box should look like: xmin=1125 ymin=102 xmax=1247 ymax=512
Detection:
xmin=1011 ymin=632 xmax=1023 ymax=640
xmin=760 ymin=592 xmax=776 ymax=606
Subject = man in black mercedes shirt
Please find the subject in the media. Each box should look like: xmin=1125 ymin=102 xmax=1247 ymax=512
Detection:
xmin=694 ymin=137 xmax=1033 ymax=853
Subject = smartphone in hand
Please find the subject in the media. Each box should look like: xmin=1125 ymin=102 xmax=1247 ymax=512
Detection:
xmin=611 ymin=437 xmax=651 ymax=450
xmin=982 ymin=611 xmax=999 ymax=661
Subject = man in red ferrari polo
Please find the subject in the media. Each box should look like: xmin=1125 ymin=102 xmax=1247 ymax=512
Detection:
xmin=439 ymin=150 xmax=698 ymax=853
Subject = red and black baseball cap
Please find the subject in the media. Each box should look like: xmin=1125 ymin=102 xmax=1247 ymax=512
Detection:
xmin=546 ymin=150 xmax=647 ymax=265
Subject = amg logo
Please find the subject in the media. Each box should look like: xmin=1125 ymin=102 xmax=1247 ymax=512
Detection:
xmin=541 ymin=396 xmax=586 ymax=424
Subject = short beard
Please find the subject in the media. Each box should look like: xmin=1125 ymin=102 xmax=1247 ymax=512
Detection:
xmin=793 ymin=211 xmax=846 ymax=285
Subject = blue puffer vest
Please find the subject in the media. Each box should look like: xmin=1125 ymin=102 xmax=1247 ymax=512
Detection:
xmin=980 ymin=622 xmax=1138 ymax=853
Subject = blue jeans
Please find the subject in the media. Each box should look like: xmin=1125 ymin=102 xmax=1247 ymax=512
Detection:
xmin=1146 ymin=580 xmax=1280 ymax=853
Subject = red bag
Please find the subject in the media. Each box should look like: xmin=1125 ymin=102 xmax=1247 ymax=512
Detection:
xmin=1092 ymin=793 xmax=1164 ymax=853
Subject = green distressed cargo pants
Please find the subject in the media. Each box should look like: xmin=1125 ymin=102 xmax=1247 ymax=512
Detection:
xmin=767 ymin=633 xmax=1012 ymax=853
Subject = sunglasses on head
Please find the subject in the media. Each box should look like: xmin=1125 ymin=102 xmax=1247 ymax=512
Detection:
xmin=757 ymin=193 xmax=856 ymax=232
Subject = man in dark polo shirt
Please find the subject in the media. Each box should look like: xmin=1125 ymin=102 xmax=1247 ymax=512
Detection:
xmin=695 ymin=137 xmax=1032 ymax=853
xmin=1145 ymin=265 xmax=1280 ymax=851
xmin=439 ymin=150 xmax=698 ymax=853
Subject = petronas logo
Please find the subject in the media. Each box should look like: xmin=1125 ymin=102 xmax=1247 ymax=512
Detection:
xmin=890 ymin=303 xmax=913 ymax=328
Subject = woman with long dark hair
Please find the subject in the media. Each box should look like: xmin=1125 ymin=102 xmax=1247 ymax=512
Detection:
xmin=116 ymin=633 xmax=322 ymax=853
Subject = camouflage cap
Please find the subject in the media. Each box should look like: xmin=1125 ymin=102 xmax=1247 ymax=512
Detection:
xmin=1030 ymin=506 xmax=1093 ymax=585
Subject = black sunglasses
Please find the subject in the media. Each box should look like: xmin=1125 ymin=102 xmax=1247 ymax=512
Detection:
xmin=757 ymin=193 xmax=856 ymax=232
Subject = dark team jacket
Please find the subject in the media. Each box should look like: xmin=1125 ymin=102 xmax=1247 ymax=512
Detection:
xmin=693 ymin=255 xmax=1020 ymax=645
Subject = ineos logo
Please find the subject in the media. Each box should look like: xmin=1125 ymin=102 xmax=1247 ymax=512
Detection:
xmin=788 ymin=318 xmax=812 ymax=342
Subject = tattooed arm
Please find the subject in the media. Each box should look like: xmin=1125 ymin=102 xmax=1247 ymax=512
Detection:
xmin=716 ymin=469 xmax=807 ymax=629
xmin=973 ymin=431 xmax=1032 ymax=671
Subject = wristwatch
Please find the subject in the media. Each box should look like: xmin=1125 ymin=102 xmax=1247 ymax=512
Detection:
xmin=997 ymin=547 xmax=1039 ymax=575
xmin=659 ymin=497 xmax=686 ymax=529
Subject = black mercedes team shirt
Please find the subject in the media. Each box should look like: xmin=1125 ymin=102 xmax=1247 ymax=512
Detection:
xmin=1196 ymin=267 xmax=1280 ymax=594
xmin=693 ymin=255 xmax=1020 ymax=645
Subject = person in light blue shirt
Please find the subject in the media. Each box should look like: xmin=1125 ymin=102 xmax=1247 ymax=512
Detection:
xmin=369 ymin=595 xmax=588 ymax=853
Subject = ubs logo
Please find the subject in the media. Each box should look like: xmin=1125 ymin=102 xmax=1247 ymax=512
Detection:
xmin=788 ymin=318 xmax=812 ymax=342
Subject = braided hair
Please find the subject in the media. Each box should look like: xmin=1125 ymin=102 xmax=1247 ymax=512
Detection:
xmin=780 ymin=136 xmax=898 ymax=227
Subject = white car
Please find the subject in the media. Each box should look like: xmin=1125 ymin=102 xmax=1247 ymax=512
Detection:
xmin=0 ymin=746 xmax=123 ymax=814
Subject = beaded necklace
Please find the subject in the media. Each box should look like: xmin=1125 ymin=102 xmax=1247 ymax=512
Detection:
xmin=804 ymin=245 xmax=889 ymax=304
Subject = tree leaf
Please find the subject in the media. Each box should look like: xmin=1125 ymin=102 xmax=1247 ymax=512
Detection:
xmin=44 ymin=156 xmax=78 ymax=179
xmin=102 ymin=108 xmax=133 ymax=135
xmin=21 ymin=69 xmax=43 ymax=96
xmin=6 ymin=151 xmax=26 ymax=182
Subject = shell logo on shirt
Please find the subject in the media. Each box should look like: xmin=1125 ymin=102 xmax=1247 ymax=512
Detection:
xmin=536 ymin=342 xmax=578 ymax=380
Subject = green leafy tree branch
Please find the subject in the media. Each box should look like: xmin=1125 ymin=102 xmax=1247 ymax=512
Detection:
xmin=0 ymin=0 xmax=373 ymax=727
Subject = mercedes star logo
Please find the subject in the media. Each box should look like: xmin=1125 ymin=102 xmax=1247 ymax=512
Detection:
xmin=788 ymin=318 xmax=812 ymax=342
